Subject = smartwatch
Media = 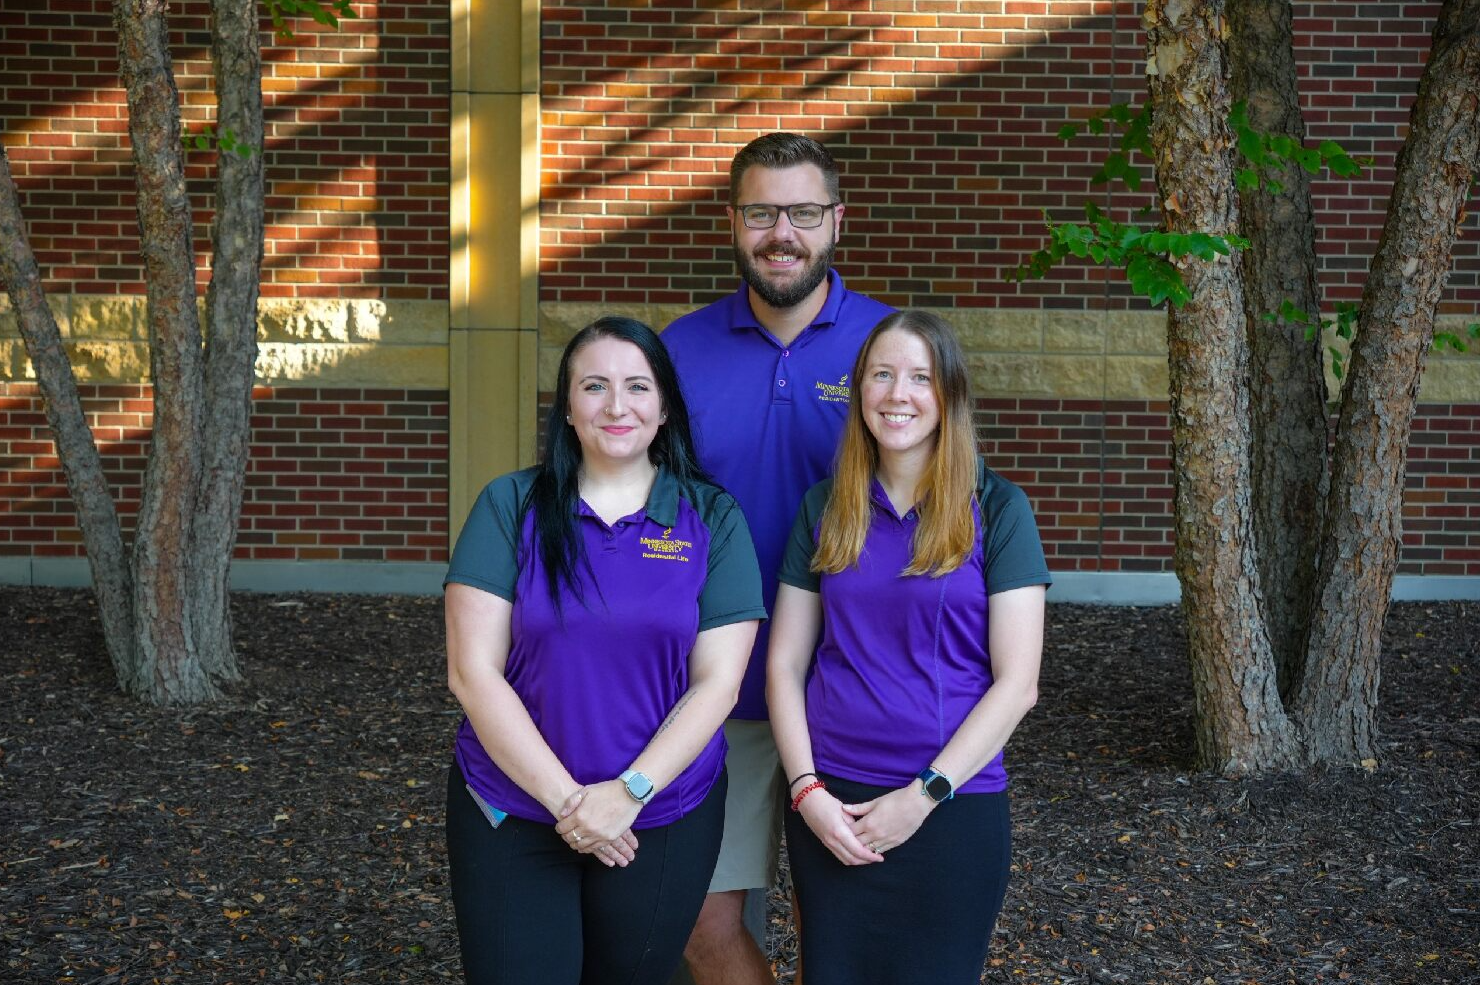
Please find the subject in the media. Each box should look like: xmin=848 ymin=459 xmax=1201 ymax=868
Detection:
xmin=917 ymin=766 xmax=955 ymax=803
xmin=620 ymin=769 xmax=656 ymax=805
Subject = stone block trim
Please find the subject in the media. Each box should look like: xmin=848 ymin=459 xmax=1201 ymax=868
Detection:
xmin=0 ymin=296 xmax=449 ymax=386
xmin=538 ymin=2 xmax=1480 ymax=314
xmin=0 ymin=383 xmax=450 ymax=564
xmin=0 ymin=0 xmax=449 ymax=300
xmin=538 ymin=303 xmax=1478 ymax=402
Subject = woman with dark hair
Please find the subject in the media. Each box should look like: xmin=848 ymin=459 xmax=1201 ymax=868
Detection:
xmin=444 ymin=316 xmax=765 ymax=984
xmin=767 ymin=310 xmax=1051 ymax=985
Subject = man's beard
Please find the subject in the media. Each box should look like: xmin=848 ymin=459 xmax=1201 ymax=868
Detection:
xmin=733 ymin=234 xmax=836 ymax=310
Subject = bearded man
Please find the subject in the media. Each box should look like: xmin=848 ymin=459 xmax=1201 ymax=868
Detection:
xmin=662 ymin=132 xmax=894 ymax=985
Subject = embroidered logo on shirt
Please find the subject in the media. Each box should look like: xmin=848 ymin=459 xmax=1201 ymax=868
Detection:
xmin=640 ymin=526 xmax=694 ymax=562
xmin=815 ymin=374 xmax=849 ymax=403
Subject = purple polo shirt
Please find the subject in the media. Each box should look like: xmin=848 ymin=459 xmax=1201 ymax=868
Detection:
xmin=777 ymin=465 xmax=1051 ymax=793
xmin=662 ymin=269 xmax=894 ymax=719
xmin=445 ymin=466 xmax=766 ymax=829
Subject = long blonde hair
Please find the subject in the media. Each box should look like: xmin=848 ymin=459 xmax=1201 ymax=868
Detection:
xmin=811 ymin=311 xmax=978 ymax=577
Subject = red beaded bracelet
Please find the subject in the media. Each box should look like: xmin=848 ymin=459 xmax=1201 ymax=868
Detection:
xmin=790 ymin=779 xmax=825 ymax=812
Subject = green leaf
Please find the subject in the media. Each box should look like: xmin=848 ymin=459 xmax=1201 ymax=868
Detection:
xmin=1433 ymin=331 xmax=1467 ymax=353
xmin=1279 ymin=299 xmax=1311 ymax=324
xmin=1329 ymin=346 xmax=1346 ymax=379
xmin=1236 ymin=169 xmax=1260 ymax=191
xmin=1468 ymin=322 xmax=1480 ymax=339
xmin=1266 ymin=179 xmax=1285 ymax=195
xmin=1057 ymin=123 xmax=1079 ymax=141
xmin=1269 ymin=134 xmax=1298 ymax=159
xmin=1228 ymin=101 xmax=1249 ymax=131
xmin=1295 ymin=147 xmax=1322 ymax=173
xmin=1092 ymin=152 xmax=1128 ymax=186
xmin=1237 ymin=127 xmax=1266 ymax=167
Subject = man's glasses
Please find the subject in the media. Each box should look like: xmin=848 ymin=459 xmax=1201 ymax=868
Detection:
xmin=736 ymin=203 xmax=838 ymax=229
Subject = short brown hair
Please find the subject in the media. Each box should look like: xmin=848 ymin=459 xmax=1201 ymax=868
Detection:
xmin=728 ymin=132 xmax=840 ymax=205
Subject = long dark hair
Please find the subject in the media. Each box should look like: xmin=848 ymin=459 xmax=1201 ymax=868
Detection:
xmin=530 ymin=315 xmax=709 ymax=606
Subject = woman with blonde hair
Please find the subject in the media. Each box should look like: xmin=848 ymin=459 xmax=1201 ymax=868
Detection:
xmin=767 ymin=309 xmax=1050 ymax=985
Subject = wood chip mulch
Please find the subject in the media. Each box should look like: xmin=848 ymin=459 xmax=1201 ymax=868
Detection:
xmin=1 ymin=588 xmax=1475 ymax=984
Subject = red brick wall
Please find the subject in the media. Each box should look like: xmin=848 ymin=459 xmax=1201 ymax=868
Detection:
xmin=0 ymin=0 xmax=449 ymax=299
xmin=539 ymin=1 xmax=1478 ymax=313
xmin=986 ymin=398 xmax=1479 ymax=576
xmin=0 ymin=383 xmax=449 ymax=563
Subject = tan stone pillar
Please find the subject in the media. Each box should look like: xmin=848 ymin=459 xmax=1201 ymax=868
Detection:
xmin=449 ymin=0 xmax=541 ymax=541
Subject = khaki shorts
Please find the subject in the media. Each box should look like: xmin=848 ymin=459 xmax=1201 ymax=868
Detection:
xmin=707 ymin=719 xmax=785 ymax=893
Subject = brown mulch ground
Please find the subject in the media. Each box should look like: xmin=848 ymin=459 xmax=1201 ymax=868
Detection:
xmin=1 ymin=588 xmax=1476 ymax=985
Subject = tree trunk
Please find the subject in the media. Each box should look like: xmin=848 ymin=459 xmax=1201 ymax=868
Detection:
xmin=1226 ymin=0 xmax=1329 ymax=700
xmin=1145 ymin=0 xmax=1302 ymax=773
xmin=188 ymin=0 xmax=266 ymax=685
xmin=0 ymin=149 xmax=139 ymax=688
xmin=116 ymin=0 xmax=217 ymax=704
xmin=1298 ymin=0 xmax=1480 ymax=762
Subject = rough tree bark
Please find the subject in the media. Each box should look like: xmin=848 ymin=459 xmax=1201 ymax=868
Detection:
xmin=0 ymin=0 xmax=265 ymax=704
xmin=1144 ymin=0 xmax=1303 ymax=772
xmin=117 ymin=0 xmax=215 ymax=703
xmin=1298 ymin=0 xmax=1480 ymax=761
xmin=1145 ymin=0 xmax=1480 ymax=771
xmin=189 ymin=0 xmax=265 ymax=685
xmin=0 ymin=151 xmax=139 ymax=688
xmin=1226 ymin=0 xmax=1329 ymax=699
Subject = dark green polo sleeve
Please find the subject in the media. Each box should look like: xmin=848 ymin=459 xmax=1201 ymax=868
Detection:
xmin=979 ymin=467 xmax=1052 ymax=595
xmin=694 ymin=488 xmax=768 ymax=632
xmin=777 ymin=478 xmax=833 ymax=594
xmin=444 ymin=468 xmax=536 ymax=601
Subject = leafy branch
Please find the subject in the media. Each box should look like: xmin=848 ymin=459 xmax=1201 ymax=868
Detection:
xmin=1008 ymin=203 xmax=1247 ymax=308
xmin=1015 ymin=102 xmax=1380 ymax=321
xmin=1228 ymin=102 xmax=1372 ymax=194
xmin=1057 ymin=103 xmax=1153 ymax=192
xmin=1263 ymin=301 xmax=1358 ymax=379
xmin=1433 ymin=322 xmax=1480 ymax=353
xmin=182 ymin=125 xmax=254 ymax=159
xmin=264 ymin=0 xmax=359 ymax=42
xmin=182 ymin=1 xmax=360 ymax=157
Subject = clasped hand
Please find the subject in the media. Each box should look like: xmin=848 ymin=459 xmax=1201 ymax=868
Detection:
xmin=553 ymin=780 xmax=642 ymax=868
xmin=800 ymin=785 xmax=934 ymax=866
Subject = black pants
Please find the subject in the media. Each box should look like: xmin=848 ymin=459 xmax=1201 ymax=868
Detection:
xmin=446 ymin=761 xmax=726 ymax=985
xmin=784 ymin=772 xmax=1011 ymax=985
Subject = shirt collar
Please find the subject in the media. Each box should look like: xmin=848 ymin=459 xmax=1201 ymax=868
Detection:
xmin=644 ymin=464 xmax=680 ymax=528
xmin=726 ymin=267 xmax=845 ymax=333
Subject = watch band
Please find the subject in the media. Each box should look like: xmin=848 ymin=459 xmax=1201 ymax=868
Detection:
xmin=916 ymin=766 xmax=955 ymax=803
xmin=619 ymin=769 xmax=656 ymax=805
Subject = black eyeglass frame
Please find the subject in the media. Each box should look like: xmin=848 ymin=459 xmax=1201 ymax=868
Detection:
xmin=734 ymin=202 xmax=840 ymax=229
